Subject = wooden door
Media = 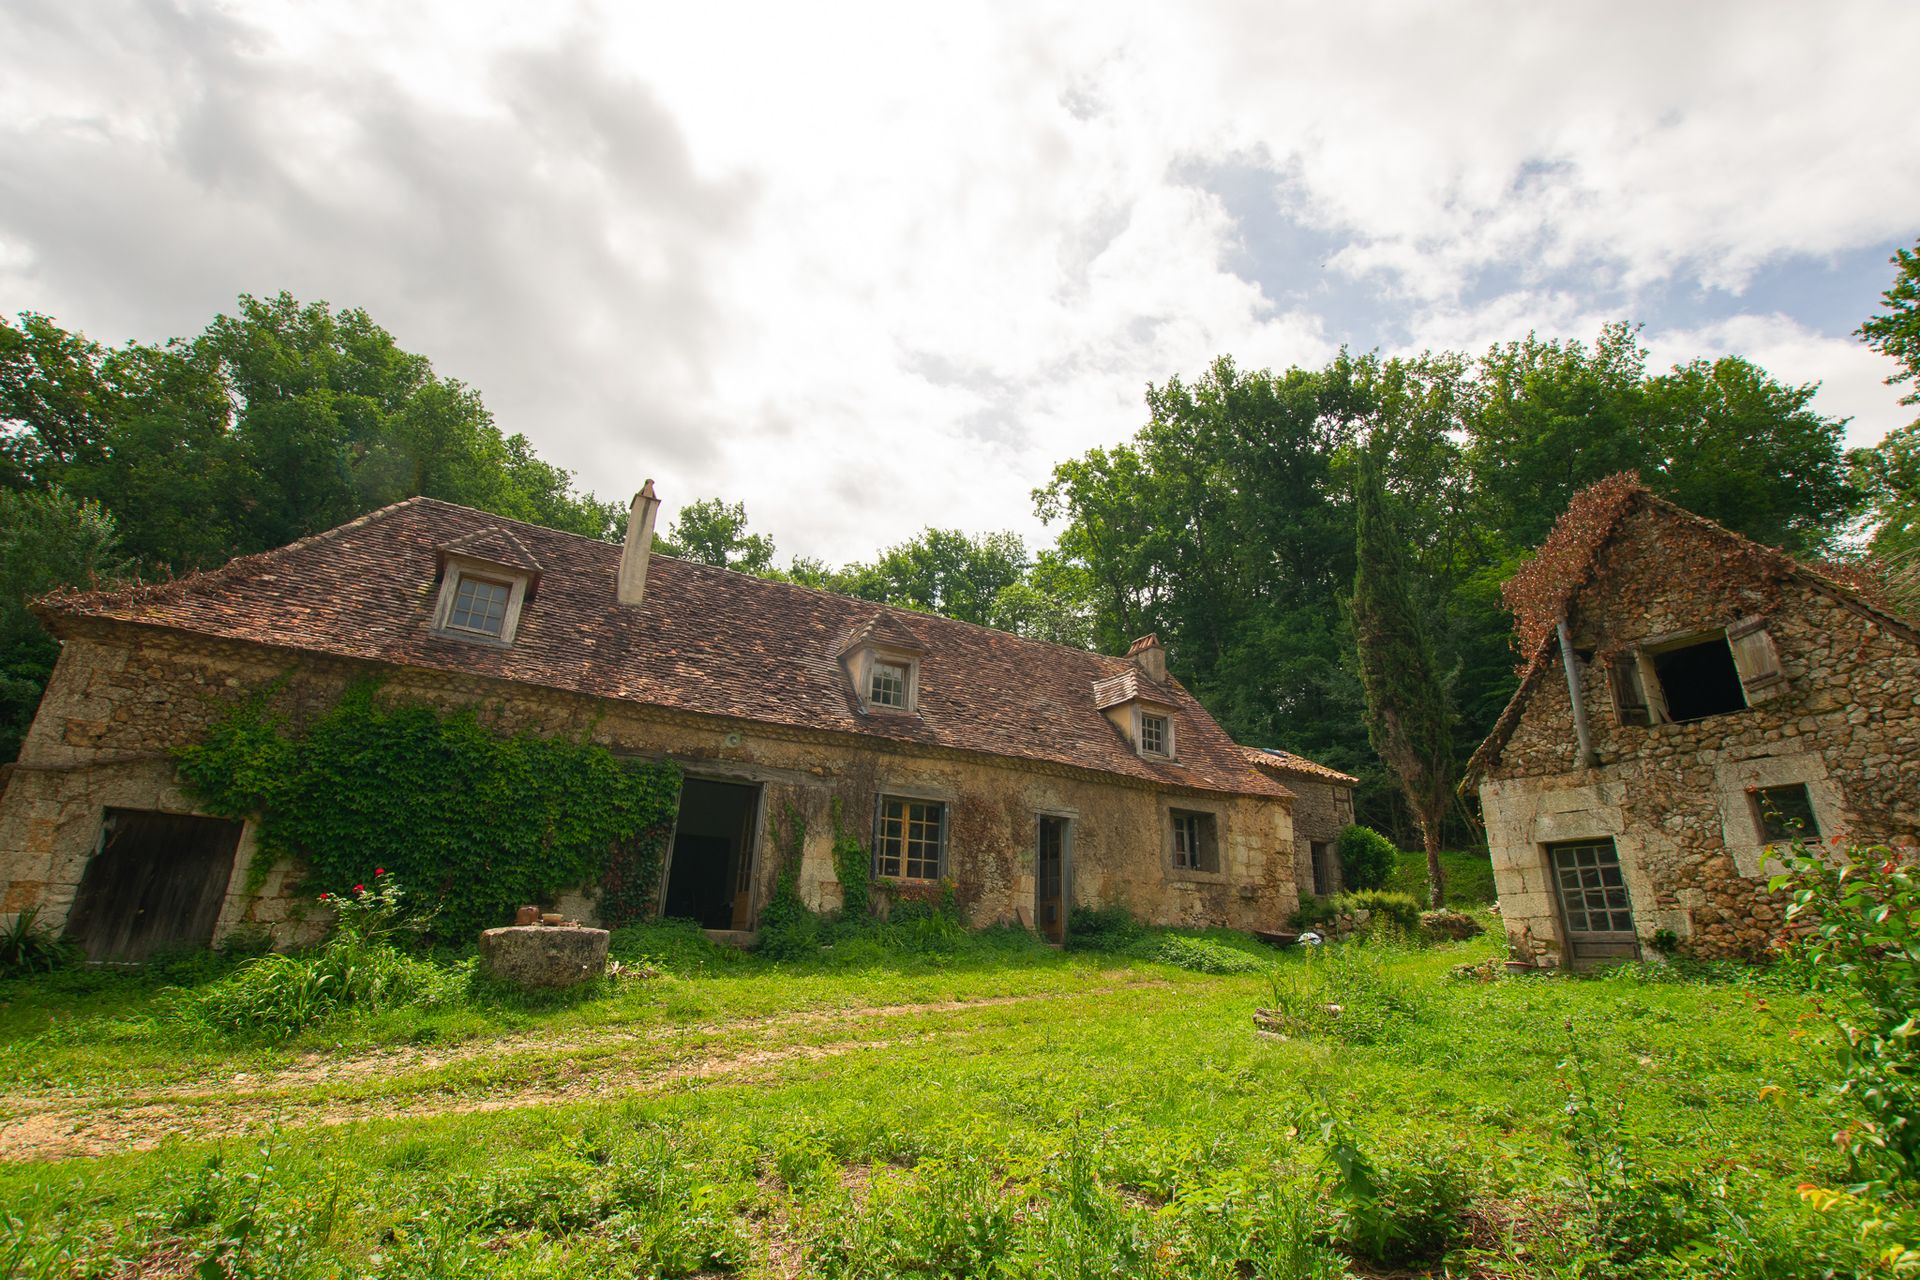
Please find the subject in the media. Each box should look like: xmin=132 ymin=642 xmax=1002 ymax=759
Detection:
xmin=64 ymin=809 xmax=244 ymax=963
xmin=1035 ymin=816 xmax=1068 ymax=944
xmin=1547 ymin=839 xmax=1641 ymax=968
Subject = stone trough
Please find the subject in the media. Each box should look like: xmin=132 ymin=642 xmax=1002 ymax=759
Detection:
xmin=478 ymin=924 xmax=610 ymax=988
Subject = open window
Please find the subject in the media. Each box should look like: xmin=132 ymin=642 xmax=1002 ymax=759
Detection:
xmin=1611 ymin=618 xmax=1786 ymax=727
xmin=1751 ymin=783 xmax=1820 ymax=844
xmin=1169 ymin=809 xmax=1219 ymax=874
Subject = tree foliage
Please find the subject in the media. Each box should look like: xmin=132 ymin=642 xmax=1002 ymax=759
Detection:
xmin=665 ymin=497 xmax=777 ymax=573
xmin=1351 ymin=450 xmax=1455 ymax=905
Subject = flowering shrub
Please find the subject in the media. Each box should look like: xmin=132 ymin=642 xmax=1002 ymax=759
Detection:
xmin=1771 ymin=841 xmax=1920 ymax=1189
xmin=315 ymin=868 xmax=432 ymax=950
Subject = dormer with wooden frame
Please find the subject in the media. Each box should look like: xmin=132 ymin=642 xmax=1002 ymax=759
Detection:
xmin=1095 ymin=635 xmax=1180 ymax=761
xmin=429 ymin=526 xmax=544 ymax=647
xmin=838 ymin=611 xmax=927 ymax=716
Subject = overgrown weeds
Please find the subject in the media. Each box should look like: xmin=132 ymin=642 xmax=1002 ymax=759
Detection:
xmin=0 ymin=906 xmax=77 ymax=979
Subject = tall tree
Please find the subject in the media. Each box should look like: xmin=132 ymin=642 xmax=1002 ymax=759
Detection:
xmin=0 ymin=488 xmax=130 ymax=759
xmin=1351 ymin=449 xmax=1456 ymax=905
xmin=1854 ymin=240 xmax=1920 ymax=564
xmin=1859 ymin=238 xmax=1920 ymax=424
xmin=666 ymin=498 xmax=777 ymax=573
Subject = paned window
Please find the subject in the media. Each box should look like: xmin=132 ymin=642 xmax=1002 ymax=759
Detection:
xmin=447 ymin=575 xmax=511 ymax=636
xmin=1170 ymin=809 xmax=1219 ymax=872
xmin=870 ymin=660 xmax=910 ymax=709
xmin=1549 ymin=840 xmax=1634 ymax=934
xmin=1140 ymin=712 xmax=1170 ymax=756
xmin=1752 ymin=783 xmax=1820 ymax=844
xmin=875 ymin=797 xmax=944 ymax=880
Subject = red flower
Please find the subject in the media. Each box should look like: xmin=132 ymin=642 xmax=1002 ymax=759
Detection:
xmin=318 ymin=892 xmax=331 ymax=901
xmin=375 ymin=868 xmax=386 ymax=877
xmin=354 ymin=883 xmax=365 ymax=893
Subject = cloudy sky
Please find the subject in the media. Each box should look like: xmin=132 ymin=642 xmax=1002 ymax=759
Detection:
xmin=4 ymin=1 xmax=1917 ymax=563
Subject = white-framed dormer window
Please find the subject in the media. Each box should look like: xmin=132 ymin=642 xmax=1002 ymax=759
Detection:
xmin=432 ymin=558 xmax=532 ymax=646
xmin=870 ymin=660 xmax=910 ymax=709
xmin=1140 ymin=712 xmax=1170 ymax=757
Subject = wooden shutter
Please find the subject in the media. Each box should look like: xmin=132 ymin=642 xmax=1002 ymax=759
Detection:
xmin=1726 ymin=617 xmax=1786 ymax=703
xmin=1611 ymin=654 xmax=1650 ymax=726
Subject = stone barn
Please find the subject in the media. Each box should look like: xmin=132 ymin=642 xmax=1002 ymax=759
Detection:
xmin=1464 ymin=475 xmax=1920 ymax=968
xmin=0 ymin=484 xmax=1304 ymax=960
xmin=1241 ymin=747 xmax=1358 ymax=898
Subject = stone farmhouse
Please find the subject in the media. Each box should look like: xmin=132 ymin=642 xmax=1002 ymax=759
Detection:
xmin=1241 ymin=747 xmax=1358 ymax=897
xmin=1465 ymin=475 xmax=1920 ymax=969
xmin=0 ymin=486 xmax=1306 ymax=961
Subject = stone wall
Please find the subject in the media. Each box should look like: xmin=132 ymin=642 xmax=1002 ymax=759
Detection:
xmin=0 ymin=622 xmax=1300 ymax=947
xmin=1253 ymin=768 xmax=1354 ymax=896
xmin=1479 ymin=507 xmax=1920 ymax=965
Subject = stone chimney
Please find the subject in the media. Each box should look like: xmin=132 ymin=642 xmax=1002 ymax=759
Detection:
xmin=617 ymin=480 xmax=662 ymax=607
xmin=1127 ymin=633 xmax=1167 ymax=683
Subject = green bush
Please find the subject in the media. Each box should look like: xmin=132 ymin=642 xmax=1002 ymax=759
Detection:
xmin=1772 ymin=841 xmax=1920 ymax=1190
xmin=1335 ymin=889 xmax=1422 ymax=935
xmin=1319 ymin=1121 xmax=1472 ymax=1267
xmin=1064 ymin=905 xmax=1143 ymax=951
xmin=1337 ymin=824 xmax=1398 ymax=891
xmin=1150 ymin=934 xmax=1267 ymax=974
xmin=181 ymin=874 xmax=463 ymax=1040
xmin=0 ymin=906 xmax=78 ymax=979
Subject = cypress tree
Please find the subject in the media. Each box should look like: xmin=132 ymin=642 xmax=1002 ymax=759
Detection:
xmin=1351 ymin=449 xmax=1456 ymax=906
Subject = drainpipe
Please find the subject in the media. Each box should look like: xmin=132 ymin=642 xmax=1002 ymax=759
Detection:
xmin=1556 ymin=617 xmax=1597 ymax=770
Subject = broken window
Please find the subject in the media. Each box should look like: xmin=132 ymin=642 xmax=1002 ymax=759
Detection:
xmin=1752 ymin=783 xmax=1820 ymax=844
xmin=1170 ymin=809 xmax=1219 ymax=873
xmin=875 ymin=797 xmax=944 ymax=880
xmin=1613 ymin=620 xmax=1786 ymax=727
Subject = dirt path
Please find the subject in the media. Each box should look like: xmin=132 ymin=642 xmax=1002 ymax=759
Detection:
xmin=0 ymin=980 xmax=1171 ymax=1164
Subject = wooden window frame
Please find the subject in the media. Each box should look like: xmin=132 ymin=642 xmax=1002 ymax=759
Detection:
xmin=1168 ymin=808 xmax=1220 ymax=875
xmin=1750 ymin=783 xmax=1821 ymax=845
xmin=869 ymin=659 xmax=911 ymax=709
xmin=873 ymin=795 xmax=947 ymax=882
xmin=431 ymin=558 xmax=531 ymax=646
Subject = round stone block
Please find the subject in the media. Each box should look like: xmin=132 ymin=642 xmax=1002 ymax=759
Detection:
xmin=478 ymin=924 xmax=610 ymax=988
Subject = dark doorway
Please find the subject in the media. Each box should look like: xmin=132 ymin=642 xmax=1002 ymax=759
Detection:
xmin=1651 ymin=634 xmax=1746 ymax=722
xmin=1035 ymin=815 xmax=1069 ymax=944
xmin=1309 ymin=840 xmax=1336 ymax=897
xmin=663 ymin=778 xmax=761 ymax=930
xmin=64 ymin=809 xmax=244 ymax=963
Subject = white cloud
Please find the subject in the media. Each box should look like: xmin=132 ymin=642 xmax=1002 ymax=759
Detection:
xmin=0 ymin=0 xmax=1915 ymax=562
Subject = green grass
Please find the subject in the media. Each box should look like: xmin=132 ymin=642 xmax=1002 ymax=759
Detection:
xmin=0 ymin=922 xmax=1878 ymax=1278
xmin=1388 ymin=847 xmax=1499 ymax=907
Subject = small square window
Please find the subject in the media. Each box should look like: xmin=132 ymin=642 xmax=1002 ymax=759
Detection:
xmin=447 ymin=575 xmax=511 ymax=636
xmin=1140 ymin=713 xmax=1170 ymax=756
xmin=1170 ymin=809 xmax=1219 ymax=873
xmin=875 ymin=796 xmax=944 ymax=880
xmin=1753 ymin=784 xmax=1820 ymax=844
xmin=870 ymin=660 xmax=910 ymax=709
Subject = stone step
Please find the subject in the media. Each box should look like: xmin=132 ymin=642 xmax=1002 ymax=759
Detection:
xmin=703 ymin=928 xmax=758 ymax=949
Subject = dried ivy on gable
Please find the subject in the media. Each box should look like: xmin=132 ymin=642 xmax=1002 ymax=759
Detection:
xmin=176 ymin=681 xmax=682 ymax=940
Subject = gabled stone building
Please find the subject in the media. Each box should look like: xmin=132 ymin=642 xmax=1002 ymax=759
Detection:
xmin=1241 ymin=747 xmax=1358 ymax=898
xmin=0 ymin=485 xmax=1303 ymax=960
xmin=1465 ymin=476 xmax=1920 ymax=968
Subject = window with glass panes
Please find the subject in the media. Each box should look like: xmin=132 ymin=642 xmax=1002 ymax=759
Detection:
xmin=1140 ymin=713 xmax=1169 ymax=755
xmin=1548 ymin=840 xmax=1633 ymax=935
xmin=447 ymin=575 xmax=511 ymax=636
xmin=869 ymin=660 xmax=909 ymax=709
xmin=875 ymin=797 xmax=944 ymax=880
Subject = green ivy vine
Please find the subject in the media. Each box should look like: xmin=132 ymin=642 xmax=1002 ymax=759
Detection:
xmin=176 ymin=681 xmax=682 ymax=940
xmin=829 ymin=796 xmax=873 ymax=918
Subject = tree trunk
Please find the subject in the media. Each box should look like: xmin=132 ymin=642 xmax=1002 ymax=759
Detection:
xmin=1420 ymin=819 xmax=1447 ymax=909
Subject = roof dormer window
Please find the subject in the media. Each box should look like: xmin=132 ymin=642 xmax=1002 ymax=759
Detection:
xmin=838 ymin=611 xmax=926 ymax=715
xmin=1140 ymin=712 xmax=1171 ymax=757
xmin=430 ymin=526 xmax=542 ymax=648
xmin=870 ymin=660 xmax=910 ymax=709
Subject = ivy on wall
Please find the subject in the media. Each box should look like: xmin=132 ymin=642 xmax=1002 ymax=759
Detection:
xmin=829 ymin=796 xmax=872 ymax=918
xmin=176 ymin=682 xmax=682 ymax=940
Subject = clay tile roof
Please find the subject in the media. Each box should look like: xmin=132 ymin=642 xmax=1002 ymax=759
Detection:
xmin=1091 ymin=668 xmax=1178 ymax=711
xmin=1240 ymin=745 xmax=1359 ymax=786
xmin=437 ymin=526 xmax=543 ymax=575
xmin=44 ymin=498 xmax=1286 ymax=800
xmin=836 ymin=609 xmax=928 ymax=657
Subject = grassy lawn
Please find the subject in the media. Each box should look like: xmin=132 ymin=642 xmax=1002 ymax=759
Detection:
xmin=1388 ymin=848 xmax=1499 ymax=907
xmin=0 ymin=921 xmax=1869 ymax=1278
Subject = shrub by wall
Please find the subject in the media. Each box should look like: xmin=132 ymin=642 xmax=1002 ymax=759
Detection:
xmin=1337 ymin=824 xmax=1399 ymax=892
xmin=177 ymin=682 xmax=682 ymax=940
